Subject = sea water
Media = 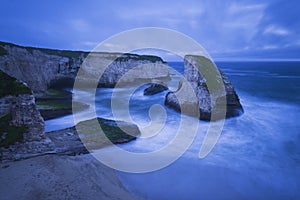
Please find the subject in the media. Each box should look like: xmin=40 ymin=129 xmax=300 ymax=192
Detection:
xmin=45 ymin=61 xmax=300 ymax=199
xmin=116 ymin=61 xmax=300 ymax=199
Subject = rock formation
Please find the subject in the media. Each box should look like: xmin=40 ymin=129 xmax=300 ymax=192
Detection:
xmin=144 ymin=83 xmax=168 ymax=95
xmin=0 ymin=41 xmax=169 ymax=94
xmin=0 ymin=69 xmax=141 ymax=160
xmin=95 ymin=53 xmax=169 ymax=87
xmin=0 ymin=69 xmax=56 ymax=161
xmin=165 ymin=55 xmax=243 ymax=121
xmin=0 ymin=70 xmax=45 ymax=144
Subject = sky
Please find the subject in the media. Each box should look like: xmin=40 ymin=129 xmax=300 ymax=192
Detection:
xmin=0 ymin=0 xmax=299 ymax=61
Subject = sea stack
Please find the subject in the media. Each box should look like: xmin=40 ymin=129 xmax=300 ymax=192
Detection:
xmin=165 ymin=55 xmax=243 ymax=121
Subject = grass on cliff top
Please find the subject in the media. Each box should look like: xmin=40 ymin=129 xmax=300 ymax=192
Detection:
xmin=185 ymin=55 xmax=223 ymax=93
xmin=0 ymin=41 xmax=89 ymax=59
xmin=115 ymin=53 xmax=165 ymax=63
xmin=0 ymin=70 xmax=31 ymax=98
xmin=0 ymin=114 xmax=27 ymax=148
xmin=0 ymin=41 xmax=166 ymax=63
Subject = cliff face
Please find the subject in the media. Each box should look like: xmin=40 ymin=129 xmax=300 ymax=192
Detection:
xmin=0 ymin=42 xmax=169 ymax=93
xmin=0 ymin=70 xmax=45 ymax=148
xmin=0 ymin=95 xmax=45 ymax=141
xmin=99 ymin=55 xmax=169 ymax=87
xmin=0 ymin=42 xmax=85 ymax=93
xmin=165 ymin=55 xmax=243 ymax=121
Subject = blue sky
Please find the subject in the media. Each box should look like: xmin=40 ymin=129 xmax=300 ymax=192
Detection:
xmin=0 ymin=0 xmax=299 ymax=61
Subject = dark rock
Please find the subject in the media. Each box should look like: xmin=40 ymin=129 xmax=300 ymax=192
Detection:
xmin=144 ymin=83 xmax=168 ymax=95
xmin=39 ymin=109 xmax=73 ymax=120
xmin=74 ymin=117 xmax=140 ymax=150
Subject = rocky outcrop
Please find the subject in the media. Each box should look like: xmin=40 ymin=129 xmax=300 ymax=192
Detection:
xmin=49 ymin=117 xmax=140 ymax=155
xmin=2 ymin=94 xmax=45 ymax=141
xmin=1 ymin=117 xmax=140 ymax=161
xmin=165 ymin=55 xmax=243 ymax=121
xmin=144 ymin=83 xmax=168 ymax=95
xmin=0 ymin=70 xmax=54 ymax=161
xmin=0 ymin=41 xmax=169 ymax=93
xmin=0 ymin=70 xmax=45 ymax=144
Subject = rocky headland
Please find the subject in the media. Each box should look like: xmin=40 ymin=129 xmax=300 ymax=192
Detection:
xmin=0 ymin=41 xmax=169 ymax=94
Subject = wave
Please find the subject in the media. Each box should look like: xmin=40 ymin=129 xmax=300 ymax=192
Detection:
xmin=117 ymin=92 xmax=300 ymax=199
xmin=44 ymin=61 xmax=300 ymax=199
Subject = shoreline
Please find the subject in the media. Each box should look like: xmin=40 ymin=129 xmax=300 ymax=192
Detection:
xmin=0 ymin=153 xmax=142 ymax=200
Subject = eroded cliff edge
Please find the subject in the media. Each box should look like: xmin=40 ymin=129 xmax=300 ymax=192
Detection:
xmin=165 ymin=55 xmax=243 ymax=121
xmin=0 ymin=41 xmax=169 ymax=94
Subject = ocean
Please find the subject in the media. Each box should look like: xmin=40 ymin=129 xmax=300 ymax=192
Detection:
xmin=45 ymin=61 xmax=300 ymax=199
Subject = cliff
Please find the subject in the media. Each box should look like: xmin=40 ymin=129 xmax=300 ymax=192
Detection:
xmin=0 ymin=41 xmax=169 ymax=93
xmin=0 ymin=70 xmax=45 ymax=148
xmin=165 ymin=55 xmax=243 ymax=121
xmin=0 ymin=70 xmax=57 ymax=160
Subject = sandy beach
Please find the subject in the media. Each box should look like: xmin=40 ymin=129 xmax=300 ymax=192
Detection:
xmin=0 ymin=154 xmax=141 ymax=200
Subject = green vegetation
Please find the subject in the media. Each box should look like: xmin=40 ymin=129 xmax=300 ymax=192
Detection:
xmin=36 ymin=88 xmax=89 ymax=120
xmin=37 ymin=89 xmax=71 ymax=100
xmin=115 ymin=53 xmax=165 ymax=63
xmin=36 ymin=100 xmax=87 ymax=110
xmin=186 ymin=55 xmax=222 ymax=93
xmin=0 ymin=114 xmax=27 ymax=148
xmin=34 ymin=48 xmax=89 ymax=59
xmin=36 ymin=101 xmax=70 ymax=110
xmin=75 ymin=117 xmax=139 ymax=149
xmin=36 ymin=88 xmax=72 ymax=110
xmin=0 ymin=70 xmax=31 ymax=98
xmin=0 ymin=41 xmax=166 ymax=63
xmin=0 ymin=45 xmax=8 ymax=56
xmin=98 ymin=119 xmax=135 ymax=141
xmin=0 ymin=41 xmax=89 ymax=59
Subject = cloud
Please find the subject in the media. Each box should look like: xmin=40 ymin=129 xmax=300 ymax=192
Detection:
xmin=116 ymin=2 xmax=204 ymax=29
xmin=263 ymin=25 xmax=290 ymax=36
xmin=262 ymin=44 xmax=278 ymax=50
xmin=69 ymin=19 xmax=91 ymax=33
xmin=0 ymin=0 xmax=299 ymax=60
xmin=118 ymin=4 xmax=203 ymax=20
xmin=228 ymin=3 xmax=266 ymax=14
xmin=223 ymin=2 xmax=265 ymax=40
